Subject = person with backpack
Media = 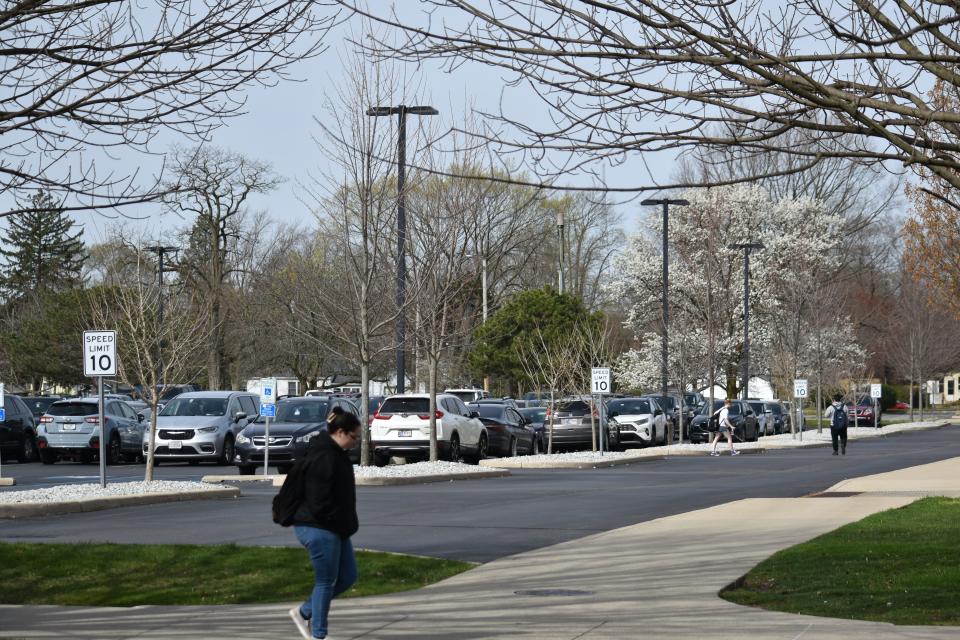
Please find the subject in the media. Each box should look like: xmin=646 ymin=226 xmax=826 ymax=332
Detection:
xmin=281 ymin=406 xmax=361 ymax=640
xmin=709 ymin=398 xmax=740 ymax=456
xmin=824 ymin=393 xmax=849 ymax=456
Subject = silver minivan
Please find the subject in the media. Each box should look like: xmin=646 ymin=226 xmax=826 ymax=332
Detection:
xmin=142 ymin=391 xmax=259 ymax=465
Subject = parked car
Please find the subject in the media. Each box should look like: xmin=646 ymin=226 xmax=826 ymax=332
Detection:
xmin=466 ymin=402 xmax=536 ymax=456
xmin=142 ymin=391 xmax=259 ymax=465
xmin=546 ymin=397 xmax=609 ymax=451
xmin=764 ymin=401 xmax=788 ymax=435
xmin=20 ymin=395 xmax=62 ymax=424
xmin=747 ymin=400 xmax=770 ymax=436
xmin=781 ymin=400 xmax=802 ymax=431
xmin=235 ymin=395 xmax=360 ymax=474
xmin=154 ymin=384 xmax=201 ymax=411
xmin=682 ymin=392 xmax=704 ymax=422
xmin=37 ymin=397 xmax=145 ymax=464
xmin=847 ymin=396 xmax=882 ymax=425
xmin=348 ymin=395 xmax=385 ymax=424
xmin=517 ymin=406 xmax=547 ymax=453
xmin=687 ymin=399 xmax=759 ymax=444
xmin=0 ymin=394 xmax=39 ymax=463
xmin=891 ymin=400 xmax=910 ymax=412
xmin=370 ymin=393 xmax=486 ymax=465
xmin=606 ymin=397 xmax=668 ymax=448
xmin=522 ymin=391 xmax=551 ymax=407
xmin=639 ymin=394 xmax=681 ymax=433
xmin=444 ymin=388 xmax=490 ymax=404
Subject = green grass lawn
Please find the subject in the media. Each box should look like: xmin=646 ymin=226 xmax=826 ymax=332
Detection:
xmin=723 ymin=497 xmax=960 ymax=625
xmin=0 ymin=542 xmax=474 ymax=606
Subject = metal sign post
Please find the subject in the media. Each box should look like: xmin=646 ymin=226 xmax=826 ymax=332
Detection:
xmin=260 ymin=378 xmax=277 ymax=475
xmin=0 ymin=382 xmax=5 ymax=479
xmin=83 ymin=330 xmax=117 ymax=489
xmin=591 ymin=368 xmax=611 ymax=455
xmin=793 ymin=379 xmax=807 ymax=441
xmin=871 ymin=383 xmax=882 ymax=429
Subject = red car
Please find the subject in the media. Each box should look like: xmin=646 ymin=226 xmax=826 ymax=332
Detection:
xmin=890 ymin=401 xmax=910 ymax=412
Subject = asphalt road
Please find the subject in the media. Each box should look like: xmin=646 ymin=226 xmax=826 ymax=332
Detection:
xmin=2 ymin=424 xmax=959 ymax=563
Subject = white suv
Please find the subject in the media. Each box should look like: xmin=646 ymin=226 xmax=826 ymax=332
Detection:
xmin=371 ymin=394 xmax=486 ymax=465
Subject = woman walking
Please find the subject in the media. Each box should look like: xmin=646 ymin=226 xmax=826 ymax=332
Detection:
xmin=289 ymin=406 xmax=361 ymax=640
xmin=710 ymin=398 xmax=740 ymax=456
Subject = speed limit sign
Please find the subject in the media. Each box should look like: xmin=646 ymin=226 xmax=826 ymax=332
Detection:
xmin=591 ymin=368 xmax=611 ymax=394
xmin=83 ymin=330 xmax=117 ymax=377
xmin=793 ymin=379 xmax=808 ymax=398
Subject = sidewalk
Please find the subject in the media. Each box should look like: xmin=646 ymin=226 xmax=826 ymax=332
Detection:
xmin=3 ymin=458 xmax=960 ymax=639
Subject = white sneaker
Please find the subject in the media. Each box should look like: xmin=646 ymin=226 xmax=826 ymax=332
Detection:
xmin=709 ymin=451 xmax=719 ymax=456
xmin=731 ymin=450 xmax=740 ymax=456
xmin=289 ymin=606 xmax=311 ymax=640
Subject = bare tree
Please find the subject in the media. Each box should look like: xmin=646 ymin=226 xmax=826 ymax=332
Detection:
xmin=343 ymin=2 xmax=960 ymax=197
xmin=1 ymin=0 xmax=338 ymax=217
xmin=516 ymin=326 xmax=580 ymax=454
xmin=88 ymin=248 xmax=210 ymax=481
xmin=167 ymin=145 xmax=281 ymax=389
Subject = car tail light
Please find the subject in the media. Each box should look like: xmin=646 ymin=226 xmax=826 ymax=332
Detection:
xmin=39 ymin=415 xmax=53 ymax=423
xmin=417 ymin=410 xmax=444 ymax=420
xmin=373 ymin=412 xmax=391 ymax=420
xmin=85 ymin=417 xmax=99 ymax=424
xmin=89 ymin=437 xmax=100 ymax=449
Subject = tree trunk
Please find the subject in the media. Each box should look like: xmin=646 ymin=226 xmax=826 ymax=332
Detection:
xmin=144 ymin=398 xmax=159 ymax=482
xmin=428 ymin=356 xmax=439 ymax=462
xmin=360 ymin=362 xmax=370 ymax=466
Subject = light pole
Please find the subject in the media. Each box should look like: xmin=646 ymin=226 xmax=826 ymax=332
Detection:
xmin=467 ymin=254 xmax=489 ymax=391
xmin=367 ymin=104 xmax=438 ymax=394
xmin=556 ymin=210 xmax=565 ymax=294
xmin=728 ymin=242 xmax=764 ymax=400
xmin=144 ymin=245 xmax=178 ymax=390
xmin=641 ymin=198 xmax=689 ymax=408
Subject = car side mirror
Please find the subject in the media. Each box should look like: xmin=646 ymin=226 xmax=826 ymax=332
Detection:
xmin=137 ymin=413 xmax=145 ymax=423
xmin=654 ymin=409 xmax=663 ymax=416
xmin=469 ymin=411 xmax=480 ymax=419
xmin=234 ymin=411 xmax=247 ymax=422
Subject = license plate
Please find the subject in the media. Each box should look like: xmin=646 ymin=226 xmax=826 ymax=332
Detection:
xmin=398 ymin=430 xmax=412 ymax=437
xmin=168 ymin=440 xmax=182 ymax=450
xmin=62 ymin=424 xmax=76 ymax=431
xmin=564 ymin=418 xmax=581 ymax=425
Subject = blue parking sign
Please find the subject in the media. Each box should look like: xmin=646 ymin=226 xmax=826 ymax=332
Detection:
xmin=260 ymin=403 xmax=276 ymax=418
xmin=0 ymin=408 xmax=5 ymax=422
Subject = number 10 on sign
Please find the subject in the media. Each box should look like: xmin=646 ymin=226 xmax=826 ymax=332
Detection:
xmin=591 ymin=368 xmax=611 ymax=395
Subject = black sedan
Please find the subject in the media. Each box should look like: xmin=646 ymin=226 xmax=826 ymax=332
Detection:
xmin=467 ymin=402 xmax=536 ymax=457
xmin=517 ymin=407 xmax=547 ymax=454
xmin=234 ymin=396 xmax=360 ymax=474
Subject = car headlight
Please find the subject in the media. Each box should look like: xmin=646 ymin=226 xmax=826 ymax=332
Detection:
xmin=197 ymin=426 xmax=218 ymax=433
xmin=295 ymin=430 xmax=320 ymax=444
xmin=236 ymin=434 xmax=250 ymax=445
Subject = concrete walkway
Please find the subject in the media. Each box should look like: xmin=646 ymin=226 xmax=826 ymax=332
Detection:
xmin=3 ymin=458 xmax=960 ymax=639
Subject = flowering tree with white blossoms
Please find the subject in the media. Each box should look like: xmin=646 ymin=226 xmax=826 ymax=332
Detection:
xmin=609 ymin=184 xmax=864 ymax=403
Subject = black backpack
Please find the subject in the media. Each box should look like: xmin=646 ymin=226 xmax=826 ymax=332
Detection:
xmin=831 ymin=404 xmax=848 ymax=429
xmin=271 ymin=456 xmax=311 ymax=526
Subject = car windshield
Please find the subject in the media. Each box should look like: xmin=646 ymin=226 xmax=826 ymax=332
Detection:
xmin=648 ymin=396 xmax=676 ymax=410
xmin=158 ymin=386 xmax=190 ymax=401
xmin=767 ymin=404 xmax=782 ymax=415
xmin=160 ymin=397 xmax=228 ymax=417
xmin=271 ymin=401 xmax=329 ymax=423
xmin=556 ymin=401 xmax=590 ymax=415
xmin=26 ymin=397 xmax=59 ymax=415
xmin=379 ymin=397 xmax=430 ymax=414
xmin=748 ymin=402 xmax=765 ymax=414
xmin=471 ymin=404 xmax=506 ymax=420
xmin=447 ymin=391 xmax=478 ymax=403
xmin=519 ymin=408 xmax=546 ymax=422
xmin=523 ymin=392 xmax=548 ymax=400
xmin=47 ymin=401 xmax=96 ymax=417
xmin=608 ymin=399 xmax=653 ymax=415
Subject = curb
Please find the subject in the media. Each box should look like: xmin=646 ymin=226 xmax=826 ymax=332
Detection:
xmin=0 ymin=486 xmax=241 ymax=519
xmin=666 ymin=448 xmax=766 ymax=456
xmin=201 ymin=475 xmax=281 ymax=484
xmin=481 ymin=454 xmax=664 ymax=469
xmin=356 ymin=469 xmax=511 ymax=486
xmin=0 ymin=478 xmax=14 ymax=487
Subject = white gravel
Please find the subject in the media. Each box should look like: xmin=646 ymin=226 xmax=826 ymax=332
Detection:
xmin=0 ymin=480 xmax=223 ymax=504
xmin=354 ymin=460 xmax=505 ymax=478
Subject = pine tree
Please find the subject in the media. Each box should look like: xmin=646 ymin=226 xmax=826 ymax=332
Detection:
xmin=0 ymin=190 xmax=87 ymax=300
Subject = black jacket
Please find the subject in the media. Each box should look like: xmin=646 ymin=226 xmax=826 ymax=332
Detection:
xmin=291 ymin=430 xmax=358 ymax=537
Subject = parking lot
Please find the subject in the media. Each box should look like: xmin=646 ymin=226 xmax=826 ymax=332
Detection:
xmin=2 ymin=424 xmax=959 ymax=562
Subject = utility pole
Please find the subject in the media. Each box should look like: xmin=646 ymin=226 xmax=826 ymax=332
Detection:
xmin=728 ymin=242 xmax=765 ymax=400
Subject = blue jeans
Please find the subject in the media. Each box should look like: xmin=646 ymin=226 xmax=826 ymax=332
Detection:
xmin=294 ymin=526 xmax=357 ymax=639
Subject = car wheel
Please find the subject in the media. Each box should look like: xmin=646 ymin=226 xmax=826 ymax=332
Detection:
xmin=238 ymin=465 xmax=255 ymax=475
xmin=374 ymin=452 xmax=390 ymax=467
xmin=40 ymin=449 xmax=57 ymax=465
xmin=468 ymin=432 xmax=488 ymax=464
xmin=509 ymin=437 xmax=518 ymax=457
xmin=218 ymin=437 xmax=235 ymax=466
xmin=447 ymin=434 xmax=462 ymax=463
xmin=17 ymin=433 xmax=37 ymax=463
xmin=106 ymin=435 xmax=122 ymax=465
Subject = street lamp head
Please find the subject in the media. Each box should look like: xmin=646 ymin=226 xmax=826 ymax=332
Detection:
xmin=144 ymin=245 xmax=179 ymax=254
xmin=641 ymin=198 xmax=690 ymax=206
xmin=366 ymin=105 xmax=438 ymax=117
xmin=556 ymin=210 xmax=564 ymax=227
xmin=727 ymin=242 xmax=765 ymax=251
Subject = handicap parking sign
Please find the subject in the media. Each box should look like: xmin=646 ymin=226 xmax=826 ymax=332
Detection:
xmin=259 ymin=403 xmax=276 ymax=418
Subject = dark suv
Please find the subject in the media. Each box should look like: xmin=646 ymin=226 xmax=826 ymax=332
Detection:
xmin=688 ymin=399 xmax=759 ymax=444
xmin=0 ymin=395 xmax=39 ymax=463
xmin=547 ymin=397 xmax=609 ymax=451
xmin=847 ymin=396 xmax=881 ymax=426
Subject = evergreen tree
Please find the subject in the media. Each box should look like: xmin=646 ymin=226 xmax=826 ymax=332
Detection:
xmin=0 ymin=190 xmax=87 ymax=300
